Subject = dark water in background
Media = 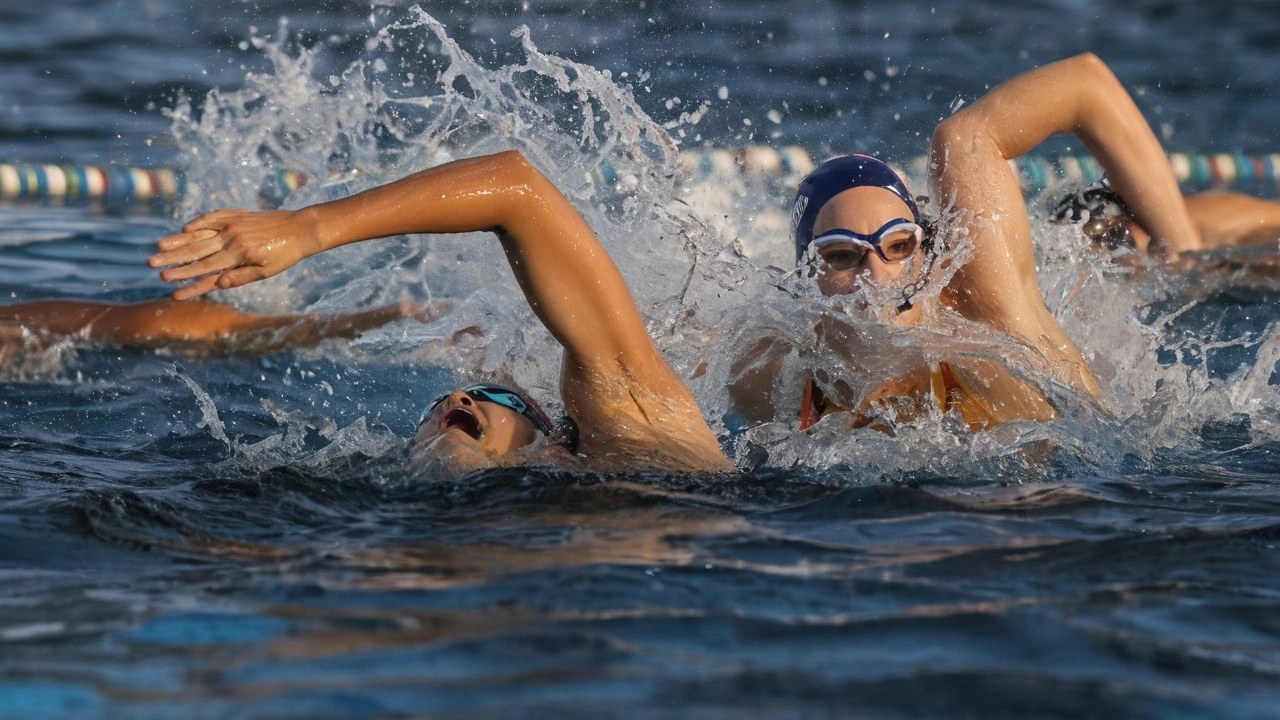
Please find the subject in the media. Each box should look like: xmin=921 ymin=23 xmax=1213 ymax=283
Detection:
xmin=2 ymin=1 xmax=1280 ymax=718
xmin=4 ymin=0 xmax=1280 ymax=165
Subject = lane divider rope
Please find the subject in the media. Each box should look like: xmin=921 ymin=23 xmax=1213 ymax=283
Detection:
xmin=1 ymin=149 xmax=1276 ymax=207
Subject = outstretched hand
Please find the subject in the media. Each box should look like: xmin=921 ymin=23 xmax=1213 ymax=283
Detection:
xmin=149 ymin=209 xmax=322 ymax=300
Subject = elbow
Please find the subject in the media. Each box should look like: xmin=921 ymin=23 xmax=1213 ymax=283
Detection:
xmin=490 ymin=149 xmax=550 ymax=194
xmin=1070 ymin=51 xmax=1105 ymax=72
xmin=1068 ymin=52 xmax=1119 ymax=86
xmin=493 ymin=148 xmax=531 ymax=169
xmin=1070 ymin=51 xmax=1103 ymax=68
xmin=931 ymin=112 xmax=978 ymax=162
xmin=493 ymin=149 xmax=540 ymax=181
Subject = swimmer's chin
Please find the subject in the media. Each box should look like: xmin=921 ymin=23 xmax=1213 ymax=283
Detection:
xmin=410 ymin=431 xmax=502 ymax=477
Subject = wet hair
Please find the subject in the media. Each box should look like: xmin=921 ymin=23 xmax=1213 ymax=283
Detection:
xmin=1050 ymin=179 xmax=1136 ymax=250
xmin=557 ymin=415 xmax=580 ymax=455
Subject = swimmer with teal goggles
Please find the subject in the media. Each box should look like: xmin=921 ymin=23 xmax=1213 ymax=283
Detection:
xmin=419 ymin=382 xmax=554 ymax=435
xmin=152 ymin=149 xmax=728 ymax=476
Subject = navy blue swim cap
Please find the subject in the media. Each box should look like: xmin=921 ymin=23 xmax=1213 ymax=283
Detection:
xmin=790 ymin=154 xmax=919 ymax=263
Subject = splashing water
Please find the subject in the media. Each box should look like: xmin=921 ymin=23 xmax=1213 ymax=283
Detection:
xmin=161 ymin=6 xmax=1280 ymax=479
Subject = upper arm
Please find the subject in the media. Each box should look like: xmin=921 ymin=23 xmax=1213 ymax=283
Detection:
xmin=927 ymin=56 xmax=1123 ymax=332
xmin=930 ymin=109 xmax=1048 ymax=345
xmin=488 ymin=151 xmax=661 ymax=379
xmin=929 ymin=57 xmax=1113 ymax=397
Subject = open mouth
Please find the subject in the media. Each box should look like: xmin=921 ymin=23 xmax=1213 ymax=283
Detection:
xmin=440 ymin=408 xmax=482 ymax=440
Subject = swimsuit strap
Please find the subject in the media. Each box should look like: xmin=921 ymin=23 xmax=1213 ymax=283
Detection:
xmin=800 ymin=376 xmax=826 ymax=432
xmin=932 ymin=361 xmax=999 ymax=429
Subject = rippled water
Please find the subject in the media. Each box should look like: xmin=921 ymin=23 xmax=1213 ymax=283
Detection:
xmin=3 ymin=2 xmax=1280 ymax=718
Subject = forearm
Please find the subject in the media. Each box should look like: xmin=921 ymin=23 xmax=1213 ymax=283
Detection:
xmin=303 ymin=151 xmax=533 ymax=253
xmin=1183 ymin=192 xmax=1280 ymax=248
xmin=153 ymin=151 xmax=545 ymax=299
xmin=319 ymin=152 xmax=656 ymax=369
xmin=1064 ymin=58 xmax=1200 ymax=254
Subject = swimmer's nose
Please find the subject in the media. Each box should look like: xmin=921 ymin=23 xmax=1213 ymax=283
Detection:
xmin=865 ymin=253 xmax=903 ymax=284
xmin=438 ymin=391 xmax=475 ymax=411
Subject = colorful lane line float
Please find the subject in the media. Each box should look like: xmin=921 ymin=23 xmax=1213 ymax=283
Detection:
xmin=2 ymin=150 xmax=1277 ymax=209
xmin=0 ymin=164 xmax=306 ymax=207
xmin=670 ymin=147 xmax=1280 ymax=195
xmin=0 ymin=164 xmax=185 ymax=203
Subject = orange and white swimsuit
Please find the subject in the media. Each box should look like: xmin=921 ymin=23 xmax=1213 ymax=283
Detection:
xmin=801 ymin=361 xmax=998 ymax=432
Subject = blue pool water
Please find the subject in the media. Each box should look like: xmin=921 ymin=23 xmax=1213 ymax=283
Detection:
xmin=3 ymin=1 xmax=1280 ymax=718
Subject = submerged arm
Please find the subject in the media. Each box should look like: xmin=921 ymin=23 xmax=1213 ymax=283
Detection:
xmin=0 ymin=298 xmax=439 ymax=354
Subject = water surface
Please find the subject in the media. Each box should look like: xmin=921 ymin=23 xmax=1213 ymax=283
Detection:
xmin=2 ymin=2 xmax=1280 ymax=718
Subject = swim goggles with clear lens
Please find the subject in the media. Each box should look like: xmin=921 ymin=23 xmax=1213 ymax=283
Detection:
xmin=810 ymin=219 xmax=923 ymax=270
xmin=418 ymin=383 xmax=554 ymax=434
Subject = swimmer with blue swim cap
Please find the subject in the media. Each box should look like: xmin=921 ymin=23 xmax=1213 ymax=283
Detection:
xmin=733 ymin=53 xmax=1234 ymax=432
xmin=790 ymin=154 xmax=920 ymax=265
xmin=790 ymin=154 xmax=931 ymax=314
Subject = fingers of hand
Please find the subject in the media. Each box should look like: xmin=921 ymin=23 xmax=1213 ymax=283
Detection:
xmin=159 ymin=248 xmax=246 ymax=282
xmin=157 ymin=227 xmax=219 ymax=252
xmin=218 ymin=266 xmax=265 ymax=289
xmin=182 ymin=209 xmax=248 ymax=233
xmin=150 ymin=231 xmax=225 ymax=268
xmin=171 ymin=275 xmax=222 ymax=301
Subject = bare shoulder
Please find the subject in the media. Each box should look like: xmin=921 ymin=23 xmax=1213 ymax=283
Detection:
xmin=561 ymin=360 xmax=731 ymax=472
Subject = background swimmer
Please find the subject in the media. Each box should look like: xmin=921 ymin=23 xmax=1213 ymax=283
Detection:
xmin=150 ymin=150 xmax=733 ymax=476
xmin=1052 ymin=180 xmax=1280 ymax=254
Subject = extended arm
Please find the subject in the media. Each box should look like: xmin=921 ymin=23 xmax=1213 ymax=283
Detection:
xmin=1181 ymin=192 xmax=1280 ymax=249
xmin=934 ymin=53 xmax=1200 ymax=257
xmin=150 ymin=150 xmax=669 ymax=383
